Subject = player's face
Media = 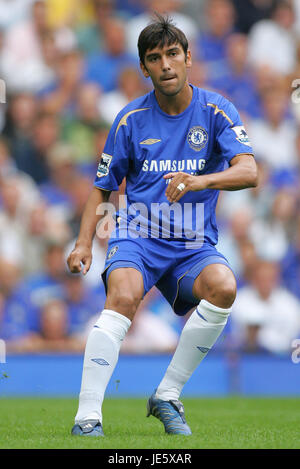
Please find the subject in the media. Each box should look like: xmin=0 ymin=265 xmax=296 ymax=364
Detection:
xmin=140 ymin=43 xmax=191 ymax=97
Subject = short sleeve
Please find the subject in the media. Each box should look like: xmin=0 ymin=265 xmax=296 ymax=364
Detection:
xmin=214 ymin=97 xmax=254 ymax=163
xmin=94 ymin=114 xmax=130 ymax=191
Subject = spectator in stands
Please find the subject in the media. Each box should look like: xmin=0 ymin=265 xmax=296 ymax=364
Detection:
xmin=16 ymin=112 xmax=60 ymax=185
xmin=44 ymin=0 xmax=94 ymax=30
xmin=231 ymin=259 xmax=300 ymax=354
xmin=209 ymin=33 xmax=262 ymax=118
xmin=38 ymin=49 xmax=84 ymax=117
xmin=0 ymin=0 xmax=35 ymax=32
xmin=281 ymin=216 xmax=300 ymax=300
xmin=75 ymin=0 xmax=120 ymax=55
xmin=39 ymin=30 xmax=60 ymax=76
xmin=39 ymin=142 xmax=78 ymax=218
xmin=20 ymin=240 xmax=68 ymax=332
xmin=69 ymin=123 xmax=111 ymax=180
xmin=237 ymin=239 xmax=259 ymax=286
xmin=0 ymin=259 xmax=37 ymax=352
xmin=2 ymin=93 xmax=38 ymax=168
xmin=247 ymin=87 xmax=298 ymax=172
xmin=271 ymin=187 xmax=299 ymax=241
xmin=39 ymin=299 xmax=71 ymax=350
xmin=99 ymin=66 xmax=148 ymax=125
xmin=0 ymin=174 xmax=40 ymax=268
xmin=26 ymin=298 xmax=85 ymax=352
xmin=248 ymin=0 xmax=297 ymax=76
xmin=61 ymin=82 xmax=105 ymax=163
xmin=0 ymin=0 xmax=74 ymax=92
xmin=217 ymin=207 xmax=254 ymax=284
xmin=22 ymin=200 xmax=71 ymax=275
xmin=248 ymin=186 xmax=297 ymax=262
xmin=0 ymin=140 xmax=40 ymax=211
xmin=84 ymin=17 xmax=137 ymax=93
xmin=232 ymin=0 xmax=276 ymax=34
xmin=195 ymin=0 xmax=235 ymax=81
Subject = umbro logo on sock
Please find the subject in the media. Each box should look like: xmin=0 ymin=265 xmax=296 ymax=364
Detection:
xmin=197 ymin=346 xmax=210 ymax=353
xmin=91 ymin=358 xmax=110 ymax=366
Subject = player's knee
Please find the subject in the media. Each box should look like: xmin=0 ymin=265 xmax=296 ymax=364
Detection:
xmin=201 ymin=269 xmax=236 ymax=308
xmin=106 ymin=288 xmax=141 ymax=316
xmin=214 ymin=279 xmax=236 ymax=308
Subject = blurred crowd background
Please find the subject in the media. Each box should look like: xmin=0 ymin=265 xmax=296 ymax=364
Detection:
xmin=0 ymin=0 xmax=300 ymax=357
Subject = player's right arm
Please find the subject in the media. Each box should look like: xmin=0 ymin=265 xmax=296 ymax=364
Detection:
xmin=68 ymin=106 xmax=131 ymax=275
xmin=67 ymin=187 xmax=110 ymax=275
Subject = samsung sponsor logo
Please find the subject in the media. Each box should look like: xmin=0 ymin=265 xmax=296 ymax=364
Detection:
xmin=142 ymin=159 xmax=206 ymax=172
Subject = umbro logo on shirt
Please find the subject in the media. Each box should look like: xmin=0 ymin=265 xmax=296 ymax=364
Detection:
xmin=140 ymin=138 xmax=161 ymax=145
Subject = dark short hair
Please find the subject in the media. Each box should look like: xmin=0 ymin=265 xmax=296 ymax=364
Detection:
xmin=138 ymin=14 xmax=189 ymax=65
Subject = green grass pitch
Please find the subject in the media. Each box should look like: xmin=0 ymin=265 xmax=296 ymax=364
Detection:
xmin=0 ymin=397 xmax=299 ymax=449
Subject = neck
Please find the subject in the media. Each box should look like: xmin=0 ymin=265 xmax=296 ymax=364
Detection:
xmin=232 ymin=63 xmax=245 ymax=75
xmin=258 ymin=289 xmax=271 ymax=301
xmin=155 ymin=82 xmax=193 ymax=115
xmin=269 ymin=119 xmax=280 ymax=129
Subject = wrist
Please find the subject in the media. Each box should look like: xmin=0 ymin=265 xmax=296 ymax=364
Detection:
xmin=75 ymin=239 xmax=92 ymax=249
xmin=193 ymin=175 xmax=209 ymax=191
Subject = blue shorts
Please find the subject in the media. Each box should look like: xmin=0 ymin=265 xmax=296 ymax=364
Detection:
xmin=101 ymin=236 xmax=233 ymax=316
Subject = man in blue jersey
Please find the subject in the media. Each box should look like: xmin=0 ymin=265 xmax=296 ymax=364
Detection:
xmin=68 ymin=15 xmax=257 ymax=437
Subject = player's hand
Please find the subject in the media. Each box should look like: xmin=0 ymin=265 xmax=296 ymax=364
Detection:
xmin=163 ymin=172 xmax=207 ymax=203
xmin=67 ymin=244 xmax=92 ymax=275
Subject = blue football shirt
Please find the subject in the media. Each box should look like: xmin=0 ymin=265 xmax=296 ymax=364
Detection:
xmin=94 ymin=84 xmax=254 ymax=245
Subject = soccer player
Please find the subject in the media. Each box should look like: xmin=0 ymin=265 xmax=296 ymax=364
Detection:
xmin=68 ymin=15 xmax=257 ymax=436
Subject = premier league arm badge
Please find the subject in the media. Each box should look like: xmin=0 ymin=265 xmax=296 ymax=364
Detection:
xmin=97 ymin=153 xmax=113 ymax=178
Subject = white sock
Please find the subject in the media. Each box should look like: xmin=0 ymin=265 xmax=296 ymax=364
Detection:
xmin=75 ymin=309 xmax=131 ymax=424
xmin=155 ymin=299 xmax=231 ymax=401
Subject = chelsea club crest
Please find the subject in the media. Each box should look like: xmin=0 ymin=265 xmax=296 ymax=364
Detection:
xmin=187 ymin=126 xmax=208 ymax=152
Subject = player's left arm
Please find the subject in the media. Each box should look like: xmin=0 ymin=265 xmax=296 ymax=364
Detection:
xmin=165 ymin=97 xmax=258 ymax=203
xmin=164 ymin=153 xmax=258 ymax=203
xmin=204 ymin=153 xmax=258 ymax=190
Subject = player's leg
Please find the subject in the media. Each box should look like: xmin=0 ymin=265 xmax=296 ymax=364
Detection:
xmin=155 ymin=263 xmax=236 ymax=403
xmin=192 ymin=263 xmax=236 ymax=308
xmin=72 ymin=267 xmax=144 ymax=436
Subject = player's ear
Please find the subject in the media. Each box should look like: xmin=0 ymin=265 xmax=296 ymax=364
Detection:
xmin=185 ymin=50 xmax=192 ymax=69
xmin=140 ymin=61 xmax=150 ymax=78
